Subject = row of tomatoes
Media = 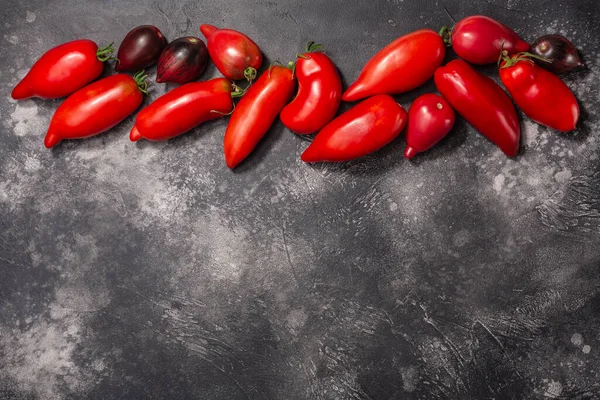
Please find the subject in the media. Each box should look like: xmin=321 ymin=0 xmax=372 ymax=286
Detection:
xmin=11 ymin=15 xmax=582 ymax=168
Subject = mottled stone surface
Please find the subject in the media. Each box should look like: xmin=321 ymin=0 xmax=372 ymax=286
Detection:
xmin=1 ymin=0 xmax=599 ymax=399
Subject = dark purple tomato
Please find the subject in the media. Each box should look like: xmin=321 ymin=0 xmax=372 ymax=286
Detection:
xmin=115 ymin=25 xmax=167 ymax=72
xmin=156 ymin=37 xmax=208 ymax=84
xmin=531 ymin=34 xmax=584 ymax=74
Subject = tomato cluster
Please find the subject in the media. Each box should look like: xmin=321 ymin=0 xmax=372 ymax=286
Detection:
xmin=12 ymin=15 xmax=584 ymax=166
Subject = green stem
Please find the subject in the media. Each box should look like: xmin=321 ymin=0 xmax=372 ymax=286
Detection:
xmin=243 ymin=67 xmax=257 ymax=83
xmin=305 ymin=41 xmax=325 ymax=53
xmin=439 ymin=26 xmax=452 ymax=47
xmin=96 ymin=42 xmax=115 ymax=62
xmin=499 ymin=51 xmax=551 ymax=69
xmin=133 ymin=70 xmax=149 ymax=95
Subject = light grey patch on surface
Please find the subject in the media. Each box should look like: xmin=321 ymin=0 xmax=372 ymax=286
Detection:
xmin=26 ymin=11 xmax=36 ymax=23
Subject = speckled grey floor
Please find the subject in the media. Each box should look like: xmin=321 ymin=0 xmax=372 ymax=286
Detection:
xmin=1 ymin=0 xmax=599 ymax=399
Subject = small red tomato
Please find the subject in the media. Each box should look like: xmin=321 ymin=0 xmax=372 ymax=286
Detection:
xmin=200 ymin=24 xmax=263 ymax=81
xmin=12 ymin=39 xmax=114 ymax=100
xmin=301 ymin=94 xmax=407 ymax=163
xmin=342 ymin=29 xmax=445 ymax=102
xmin=444 ymin=15 xmax=530 ymax=65
xmin=499 ymin=53 xmax=579 ymax=132
xmin=224 ymin=66 xmax=296 ymax=168
xmin=404 ymin=94 xmax=455 ymax=159
xmin=130 ymin=78 xmax=236 ymax=142
xmin=280 ymin=42 xmax=342 ymax=134
xmin=434 ymin=59 xmax=520 ymax=157
xmin=44 ymin=72 xmax=147 ymax=148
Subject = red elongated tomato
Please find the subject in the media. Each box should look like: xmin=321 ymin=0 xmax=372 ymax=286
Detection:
xmin=224 ymin=66 xmax=296 ymax=168
xmin=404 ymin=94 xmax=455 ymax=159
xmin=130 ymin=78 xmax=235 ymax=142
xmin=301 ymin=94 xmax=407 ymax=162
xmin=200 ymin=24 xmax=262 ymax=81
xmin=499 ymin=54 xmax=579 ymax=132
xmin=44 ymin=73 xmax=146 ymax=148
xmin=280 ymin=44 xmax=342 ymax=134
xmin=434 ymin=59 xmax=520 ymax=157
xmin=12 ymin=39 xmax=114 ymax=100
xmin=342 ymin=29 xmax=445 ymax=102
xmin=448 ymin=15 xmax=530 ymax=65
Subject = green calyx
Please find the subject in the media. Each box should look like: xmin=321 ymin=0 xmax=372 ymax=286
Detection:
xmin=439 ymin=26 xmax=452 ymax=47
xmin=498 ymin=50 xmax=551 ymax=68
xmin=244 ymin=67 xmax=257 ymax=83
xmin=96 ymin=42 xmax=116 ymax=62
xmin=296 ymin=41 xmax=325 ymax=59
xmin=133 ymin=70 xmax=149 ymax=94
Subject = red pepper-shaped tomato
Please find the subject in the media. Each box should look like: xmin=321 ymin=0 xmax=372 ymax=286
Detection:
xmin=404 ymin=94 xmax=455 ymax=159
xmin=200 ymin=24 xmax=262 ymax=81
xmin=499 ymin=53 xmax=579 ymax=132
xmin=280 ymin=42 xmax=342 ymax=134
xmin=12 ymin=39 xmax=114 ymax=100
xmin=342 ymin=29 xmax=445 ymax=102
xmin=434 ymin=59 xmax=520 ymax=157
xmin=301 ymin=94 xmax=407 ymax=162
xmin=44 ymin=72 xmax=147 ymax=148
xmin=224 ymin=66 xmax=295 ymax=168
xmin=444 ymin=15 xmax=530 ymax=65
xmin=130 ymin=78 xmax=238 ymax=142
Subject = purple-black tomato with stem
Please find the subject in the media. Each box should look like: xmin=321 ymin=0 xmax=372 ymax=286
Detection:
xmin=116 ymin=25 xmax=167 ymax=72
xmin=156 ymin=37 xmax=208 ymax=84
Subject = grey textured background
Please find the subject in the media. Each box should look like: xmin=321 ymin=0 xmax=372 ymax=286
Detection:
xmin=1 ymin=0 xmax=600 ymax=399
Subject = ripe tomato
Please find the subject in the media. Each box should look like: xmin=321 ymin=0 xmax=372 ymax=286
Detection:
xmin=12 ymin=39 xmax=114 ymax=100
xmin=44 ymin=72 xmax=147 ymax=148
xmin=200 ymin=24 xmax=262 ymax=81
xmin=434 ymin=59 xmax=520 ymax=157
xmin=342 ymin=29 xmax=445 ymax=102
xmin=224 ymin=66 xmax=296 ymax=168
xmin=499 ymin=53 xmax=579 ymax=132
xmin=301 ymin=94 xmax=407 ymax=162
xmin=130 ymin=78 xmax=236 ymax=142
xmin=404 ymin=94 xmax=455 ymax=159
xmin=280 ymin=42 xmax=342 ymax=134
xmin=444 ymin=15 xmax=529 ymax=65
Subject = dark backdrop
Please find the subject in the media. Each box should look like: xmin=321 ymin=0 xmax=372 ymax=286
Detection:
xmin=1 ymin=0 xmax=599 ymax=399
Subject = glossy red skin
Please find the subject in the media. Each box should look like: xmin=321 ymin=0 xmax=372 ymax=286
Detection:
xmin=499 ymin=59 xmax=579 ymax=132
xmin=224 ymin=66 xmax=295 ymax=168
xmin=44 ymin=74 xmax=143 ymax=148
xmin=12 ymin=39 xmax=104 ymax=100
xmin=200 ymin=24 xmax=263 ymax=80
xmin=130 ymin=78 xmax=234 ymax=142
xmin=451 ymin=15 xmax=530 ymax=65
xmin=280 ymin=52 xmax=342 ymax=134
xmin=434 ymin=59 xmax=520 ymax=157
xmin=116 ymin=25 xmax=167 ymax=72
xmin=404 ymin=94 xmax=455 ymax=159
xmin=301 ymin=94 xmax=407 ymax=162
xmin=342 ymin=29 xmax=445 ymax=102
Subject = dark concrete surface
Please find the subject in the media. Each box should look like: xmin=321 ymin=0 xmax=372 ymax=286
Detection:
xmin=1 ymin=0 xmax=600 ymax=399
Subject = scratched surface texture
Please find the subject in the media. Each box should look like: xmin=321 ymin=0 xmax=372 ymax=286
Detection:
xmin=1 ymin=0 xmax=599 ymax=399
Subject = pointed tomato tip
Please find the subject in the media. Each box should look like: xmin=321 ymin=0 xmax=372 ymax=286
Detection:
xmin=156 ymin=76 xmax=164 ymax=83
xmin=130 ymin=125 xmax=142 ymax=142
xmin=44 ymin=131 xmax=61 ymax=148
xmin=341 ymin=85 xmax=363 ymax=102
xmin=11 ymin=80 xmax=32 ymax=100
xmin=300 ymin=148 xmax=318 ymax=163
xmin=200 ymin=24 xmax=217 ymax=38
xmin=404 ymin=146 xmax=418 ymax=159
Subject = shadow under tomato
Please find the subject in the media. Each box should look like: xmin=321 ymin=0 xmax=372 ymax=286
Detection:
xmin=49 ymin=112 xmax=137 ymax=156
